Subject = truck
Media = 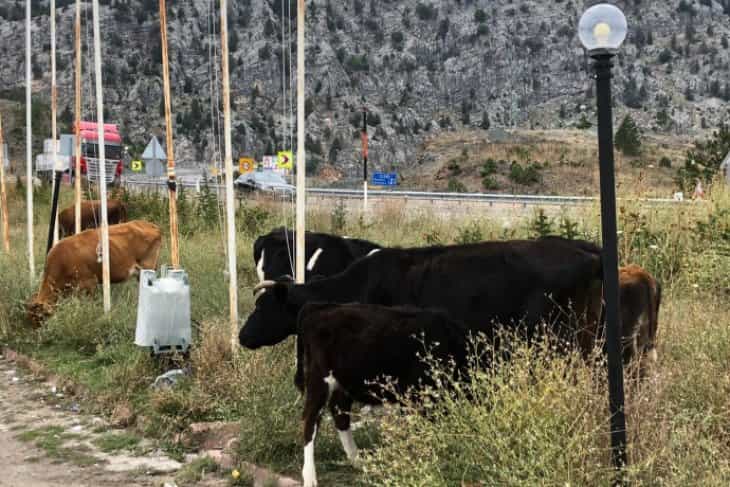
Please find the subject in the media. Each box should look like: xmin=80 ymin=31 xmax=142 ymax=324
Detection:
xmin=36 ymin=121 xmax=124 ymax=185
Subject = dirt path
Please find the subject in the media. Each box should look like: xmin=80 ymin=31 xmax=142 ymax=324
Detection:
xmin=0 ymin=353 xmax=181 ymax=487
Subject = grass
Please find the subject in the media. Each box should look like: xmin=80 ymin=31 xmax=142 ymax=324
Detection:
xmin=175 ymin=456 xmax=219 ymax=486
xmin=0 ymin=179 xmax=728 ymax=485
xmin=92 ymin=431 xmax=142 ymax=453
xmin=16 ymin=425 xmax=100 ymax=467
xmin=411 ymin=128 xmax=692 ymax=197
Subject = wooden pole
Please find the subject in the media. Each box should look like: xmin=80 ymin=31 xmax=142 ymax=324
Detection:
xmin=220 ymin=0 xmax=238 ymax=352
xmin=0 ymin=114 xmax=10 ymax=253
xmin=26 ymin=0 xmax=35 ymax=284
xmin=50 ymin=0 xmax=59 ymax=246
xmin=159 ymin=0 xmax=180 ymax=268
xmin=295 ymin=0 xmax=305 ymax=285
xmin=74 ymin=0 xmax=82 ymax=234
xmin=91 ymin=0 xmax=111 ymax=313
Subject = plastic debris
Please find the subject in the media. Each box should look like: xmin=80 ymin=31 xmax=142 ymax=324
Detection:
xmin=152 ymin=368 xmax=189 ymax=390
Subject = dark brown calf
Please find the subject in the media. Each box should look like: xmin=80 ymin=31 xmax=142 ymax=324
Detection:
xmin=297 ymin=303 xmax=469 ymax=487
xmin=58 ymin=199 xmax=127 ymax=237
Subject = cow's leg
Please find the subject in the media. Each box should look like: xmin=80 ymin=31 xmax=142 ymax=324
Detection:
xmin=329 ymin=388 xmax=357 ymax=462
xmin=78 ymin=277 xmax=99 ymax=295
xmin=294 ymin=334 xmax=305 ymax=392
xmin=302 ymin=372 xmax=328 ymax=487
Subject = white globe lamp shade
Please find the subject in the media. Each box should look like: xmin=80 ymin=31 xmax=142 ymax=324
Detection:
xmin=578 ymin=4 xmax=627 ymax=54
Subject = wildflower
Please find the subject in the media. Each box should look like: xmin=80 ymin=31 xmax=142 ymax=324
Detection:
xmin=232 ymin=469 xmax=240 ymax=480
xmin=649 ymin=244 xmax=658 ymax=250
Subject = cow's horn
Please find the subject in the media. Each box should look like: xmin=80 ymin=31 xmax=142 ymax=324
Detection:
xmin=253 ymin=280 xmax=277 ymax=295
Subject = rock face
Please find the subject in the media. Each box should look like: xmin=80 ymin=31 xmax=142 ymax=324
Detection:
xmin=1 ymin=0 xmax=729 ymax=176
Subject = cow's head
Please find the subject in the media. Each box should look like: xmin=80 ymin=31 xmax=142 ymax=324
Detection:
xmin=239 ymin=278 xmax=300 ymax=349
xmin=26 ymin=295 xmax=53 ymax=327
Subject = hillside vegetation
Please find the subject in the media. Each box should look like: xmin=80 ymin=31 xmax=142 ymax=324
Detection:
xmin=1 ymin=0 xmax=730 ymax=177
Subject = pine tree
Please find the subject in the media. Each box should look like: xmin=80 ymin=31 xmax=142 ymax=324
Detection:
xmin=480 ymin=111 xmax=490 ymax=130
xmin=461 ymin=99 xmax=471 ymax=125
xmin=675 ymin=124 xmax=730 ymax=190
xmin=615 ymin=115 xmax=642 ymax=156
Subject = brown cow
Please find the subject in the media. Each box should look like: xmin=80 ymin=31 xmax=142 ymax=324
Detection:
xmin=58 ymin=199 xmax=127 ymax=237
xmin=27 ymin=220 xmax=162 ymax=324
xmin=619 ymin=264 xmax=662 ymax=374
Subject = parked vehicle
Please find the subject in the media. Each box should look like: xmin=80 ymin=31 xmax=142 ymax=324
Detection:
xmin=77 ymin=121 xmax=124 ymax=186
xmin=35 ymin=123 xmax=124 ymax=185
xmin=234 ymin=171 xmax=295 ymax=197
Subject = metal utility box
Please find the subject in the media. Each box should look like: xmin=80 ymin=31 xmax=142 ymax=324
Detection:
xmin=135 ymin=267 xmax=191 ymax=354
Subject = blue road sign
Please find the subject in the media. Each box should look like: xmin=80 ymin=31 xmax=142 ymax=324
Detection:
xmin=372 ymin=172 xmax=397 ymax=186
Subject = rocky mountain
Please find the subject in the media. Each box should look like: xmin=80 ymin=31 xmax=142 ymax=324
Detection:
xmin=1 ymin=0 xmax=729 ymax=179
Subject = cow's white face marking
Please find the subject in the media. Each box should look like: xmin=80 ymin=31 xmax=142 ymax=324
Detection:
xmin=256 ymin=250 xmax=265 ymax=282
xmin=307 ymin=248 xmax=324 ymax=272
xmin=337 ymin=428 xmax=359 ymax=462
xmin=366 ymin=248 xmax=381 ymax=257
xmin=302 ymin=425 xmax=317 ymax=487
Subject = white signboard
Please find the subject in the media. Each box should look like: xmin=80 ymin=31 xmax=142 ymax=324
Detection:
xmin=261 ymin=155 xmax=290 ymax=176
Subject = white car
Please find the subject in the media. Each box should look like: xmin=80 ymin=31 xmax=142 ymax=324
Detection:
xmin=234 ymin=171 xmax=295 ymax=197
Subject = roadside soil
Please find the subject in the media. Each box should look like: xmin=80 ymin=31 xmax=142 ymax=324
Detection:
xmin=0 ymin=353 xmax=187 ymax=487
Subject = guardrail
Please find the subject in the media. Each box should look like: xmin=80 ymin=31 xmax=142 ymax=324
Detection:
xmin=122 ymin=177 xmax=686 ymax=206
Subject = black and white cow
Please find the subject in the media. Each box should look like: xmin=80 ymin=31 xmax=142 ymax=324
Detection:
xmin=241 ymin=236 xmax=605 ymax=358
xmin=297 ymin=303 xmax=470 ymax=487
xmin=253 ymin=227 xmax=382 ymax=390
xmin=253 ymin=227 xmax=381 ymax=282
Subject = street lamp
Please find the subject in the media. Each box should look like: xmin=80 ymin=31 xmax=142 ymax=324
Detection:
xmin=578 ymin=3 xmax=628 ymax=474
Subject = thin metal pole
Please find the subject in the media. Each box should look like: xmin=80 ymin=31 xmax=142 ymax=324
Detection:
xmin=74 ymin=0 xmax=82 ymax=234
xmin=159 ymin=0 xmax=180 ymax=268
xmin=295 ymin=0 xmax=306 ymax=284
xmin=220 ymin=0 xmax=239 ymax=352
xmin=0 ymin=114 xmax=9 ymax=253
xmin=593 ymin=53 xmax=628 ymax=474
xmin=362 ymin=106 xmax=368 ymax=215
xmin=50 ymin=0 xmax=60 ymax=246
xmin=46 ymin=170 xmax=62 ymax=253
xmin=91 ymin=0 xmax=111 ymax=313
xmin=26 ymin=0 xmax=35 ymax=284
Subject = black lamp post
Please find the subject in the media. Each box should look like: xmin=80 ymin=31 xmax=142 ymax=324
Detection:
xmin=578 ymin=3 xmax=629 ymax=474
